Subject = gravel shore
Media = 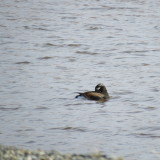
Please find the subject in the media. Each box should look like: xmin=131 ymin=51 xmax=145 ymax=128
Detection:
xmin=0 ymin=145 xmax=123 ymax=160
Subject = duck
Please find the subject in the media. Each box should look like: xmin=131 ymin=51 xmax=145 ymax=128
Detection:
xmin=75 ymin=83 xmax=109 ymax=102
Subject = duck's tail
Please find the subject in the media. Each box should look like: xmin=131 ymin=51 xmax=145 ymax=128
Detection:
xmin=75 ymin=93 xmax=82 ymax=98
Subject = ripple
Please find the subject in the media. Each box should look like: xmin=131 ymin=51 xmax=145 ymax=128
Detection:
xmin=76 ymin=51 xmax=99 ymax=55
xmin=145 ymin=106 xmax=157 ymax=110
xmin=138 ymin=126 xmax=160 ymax=132
xmin=126 ymin=110 xmax=143 ymax=114
xmin=0 ymin=107 xmax=20 ymax=111
xmin=49 ymin=127 xmax=87 ymax=132
xmin=141 ymin=63 xmax=150 ymax=66
xmin=15 ymin=61 xmax=31 ymax=64
xmin=32 ymin=27 xmax=53 ymax=31
xmin=113 ymin=90 xmax=134 ymax=95
xmin=37 ymin=56 xmax=54 ymax=60
xmin=25 ymin=140 xmax=35 ymax=144
xmin=34 ymin=106 xmax=49 ymax=110
xmin=133 ymin=133 xmax=160 ymax=138
xmin=67 ymin=44 xmax=81 ymax=47
xmin=16 ymin=128 xmax=34 ymax=132
xmin=43 ymin=43 xmax=64 ymax=47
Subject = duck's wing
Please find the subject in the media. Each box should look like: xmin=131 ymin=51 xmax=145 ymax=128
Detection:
xmin=75 ymin=91 xmax=94 ymax=98
xmin=81 ymin=92 xmax=106 ymax=101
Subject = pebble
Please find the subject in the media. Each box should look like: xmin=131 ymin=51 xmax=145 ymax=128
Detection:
xmin=0 ymin=145 xmax=124 ymax=160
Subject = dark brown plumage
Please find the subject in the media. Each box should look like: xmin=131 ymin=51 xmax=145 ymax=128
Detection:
xmin=75 ymin=83 xmax=109 ymax=102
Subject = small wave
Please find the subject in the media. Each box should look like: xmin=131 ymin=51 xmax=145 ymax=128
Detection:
xmin=43 ymin=43 xmax=64 ymax=47
xmin=24 ymin=26 xmax=53 ymax=31
xmin=44 ymin=43 xmax=58 ymax=46
xmin=86 ymin=26 xmax=99 ymax=30
xmin=49 ymin=127 xmax=87 ymax=132
xmin=113 ymin=90 xmax=134 ymax=95
xmin=34 ymin=106 xmax=49 ymax=110
xmin=25 ymin=140 xmax=35 ymax=144
xmin=76 ymin=51 xmax=99 ymax=55
xmin=126 ymin=110 xmax=143 ymax=114
xmin=0 ymin=107 xmax=20 ymax=111
xmin=33 ymin=27 xmax=53 ymax=31
xmin=16 ymin=128 xmax=34 ymax=132
xmin=15 ymin=61 xmax=30 ymax=64
xmin=145 ymin=106 xmax=157 ymax=110
xmin=61 ymin=16 xmax=77 ymax=20
xmin=67 ymin=44 xmax=81 ymax=47
xmin=137 ymin=126 xmax=160 ymax=132
xmin=37 ymin=56 xmax=53 ymax=60
xmin=134 ymin=133 xmax=160 ymax=138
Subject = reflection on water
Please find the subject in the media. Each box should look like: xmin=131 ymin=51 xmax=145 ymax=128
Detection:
xmin=0 ymin=0 xmax=160 ymax=160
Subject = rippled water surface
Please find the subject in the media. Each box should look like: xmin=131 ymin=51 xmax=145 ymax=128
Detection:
xmin=1 ymin=0 xmax=160 ymax=159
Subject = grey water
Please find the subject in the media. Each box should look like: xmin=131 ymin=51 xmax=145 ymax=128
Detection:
xmin=0 ymin=0 xmax=160 ymax=159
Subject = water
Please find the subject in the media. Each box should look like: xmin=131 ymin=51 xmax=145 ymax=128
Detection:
xmin=0 ymin=0 xmax=160 ymax=159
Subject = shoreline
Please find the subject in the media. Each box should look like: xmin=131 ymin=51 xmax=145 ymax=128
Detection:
xmin=0 ymin=144 xmax=123 ymax=160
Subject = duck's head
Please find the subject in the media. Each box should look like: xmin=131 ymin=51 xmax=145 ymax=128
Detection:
xmin=95 ymin=83 xmax=105 ymax=92
xmin=95 ymin=83 xmax=109 ymax=97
